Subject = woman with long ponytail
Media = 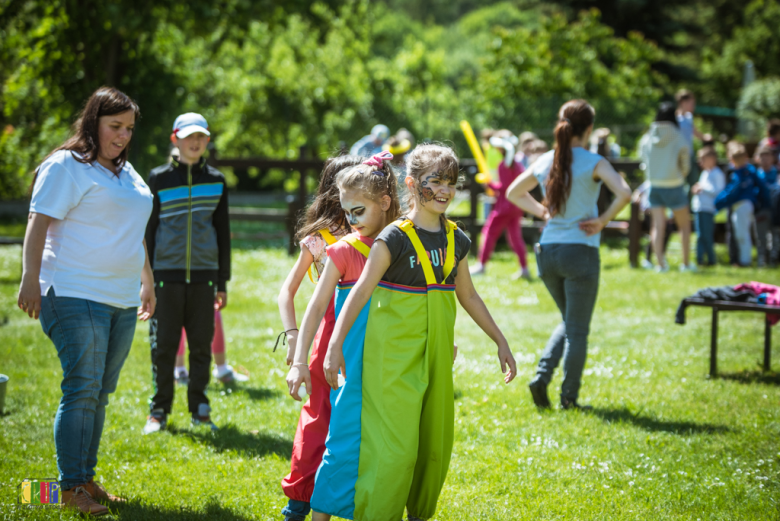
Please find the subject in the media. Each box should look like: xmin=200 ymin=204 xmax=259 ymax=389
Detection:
xmin=506 ymin=99 xmax=631 ymax=409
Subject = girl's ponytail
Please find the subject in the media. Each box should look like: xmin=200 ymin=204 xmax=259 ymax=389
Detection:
xmin=543 ymin=100 xmax=595 ymax=217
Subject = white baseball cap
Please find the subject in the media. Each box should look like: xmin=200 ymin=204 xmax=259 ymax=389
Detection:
xmin=173 ymin=112 xmax=210 ymax=138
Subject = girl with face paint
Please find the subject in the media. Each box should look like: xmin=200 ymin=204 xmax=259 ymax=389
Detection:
xmin=278 ymin=154 xmax=366 ymax=521
xmin=313 ymin=145 xmax=517 ymax=521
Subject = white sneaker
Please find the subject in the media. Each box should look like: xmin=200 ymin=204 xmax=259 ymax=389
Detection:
xmin=143 ymin=410 xmax=167 ymax=435
xmin=640 ymin=259 xmax=654 ymax=270
xmin=655 ymin=262 xmax=669 ymax=273
xmin=679 ymin=263 xmax=698 ymax=273
xmin=213 ymin=365 xmax=249 ymax=383
xmin=469 ymin=263 xmax=485 ymax=276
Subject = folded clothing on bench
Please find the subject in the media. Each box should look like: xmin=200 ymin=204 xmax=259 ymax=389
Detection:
xmin=675 ymin=282 xmax=780 ymax=325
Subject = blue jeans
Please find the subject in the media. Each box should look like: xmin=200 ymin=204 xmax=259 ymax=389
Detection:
xmin=535 ymin=243 xmax=600 ymax=402
xmin=281 ymin=499 xmax=310 ymax=521
xmin=695 ymin=211 xmax=716 ymax=265
xmin=40 ymin=288 xmax=137 ymax=490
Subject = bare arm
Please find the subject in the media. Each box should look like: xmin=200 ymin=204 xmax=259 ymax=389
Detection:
xmin=579 ymin=159 xmax=632 ymax=236
xmin=323 ymin=241 xmax=391 ymax=390
xmin=454 ymin=256 xmax=517 ymax=383
xmin=506 ymin=168 xmax=549 ymax=220
xmin=277 ymin=245 xmax=315 ymax=365
xmin=137 ymin=239 xmax=156 ymax=321
xmin=18 ymin=212 xmax=53 ymax=319
xmin=286 ymin=259 xmax=342 ymax=400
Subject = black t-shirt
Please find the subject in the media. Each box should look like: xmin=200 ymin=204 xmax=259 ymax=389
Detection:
xmin=376 ymin=218 xmax=471 ymax=287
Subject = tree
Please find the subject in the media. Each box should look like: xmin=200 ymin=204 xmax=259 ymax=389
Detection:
xmin=737 ymin=77 xmax=780 ymax=127
xmin=475 ymin=9 xmax=663 ymax=132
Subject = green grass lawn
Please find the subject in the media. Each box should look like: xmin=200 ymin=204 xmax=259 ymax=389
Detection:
xmin=0 ymin=241 xmax=778 ymax=520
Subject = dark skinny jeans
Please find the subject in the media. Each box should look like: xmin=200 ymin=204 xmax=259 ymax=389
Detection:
xmin=535 ymin=243 xmax=600 ymax=402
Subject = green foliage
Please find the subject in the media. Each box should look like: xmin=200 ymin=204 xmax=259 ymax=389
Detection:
xmin=701 ymin=0 xmax=780 ymax=105
xmin=476 ymin=9 xmax=662 ymax=132
xmin=737 ymin=77 xmax=780 ymax=125
xmin=12 ymin=0 xmax=760 ymax=199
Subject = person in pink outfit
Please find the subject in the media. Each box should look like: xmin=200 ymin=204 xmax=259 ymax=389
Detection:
xmin=471 ymin=135 xmax=531 ymax=280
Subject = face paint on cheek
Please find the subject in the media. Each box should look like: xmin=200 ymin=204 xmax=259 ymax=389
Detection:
xmin=417 ymin=176 xmax=436 ymax=206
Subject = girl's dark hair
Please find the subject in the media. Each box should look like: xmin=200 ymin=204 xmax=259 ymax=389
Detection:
xmin=295 ymin=155 xmax=365 ymax=242
xmin=655 ymin=102 xmax=679 ymax=127
xmin=40 ymin=86 xmax=140 ymax=176
xmin=336 ymin=158 xmax=401 ymax=223
xmin=544 ymin=99 xmax=595 ymax=217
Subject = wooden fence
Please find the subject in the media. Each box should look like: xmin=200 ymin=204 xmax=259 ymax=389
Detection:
xmin=0 ymin=153 xmax=685 ymax=268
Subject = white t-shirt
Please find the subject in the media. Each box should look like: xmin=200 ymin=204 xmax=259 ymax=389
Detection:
xmin=30 ymin=150 xmax=153 ymax=308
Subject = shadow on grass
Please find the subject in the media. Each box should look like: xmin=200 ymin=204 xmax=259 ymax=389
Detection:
xmin=238 ymin=386 xmax=280 ymax=401
xmin=111 ymin=497 xmax=253 ymax=520
xmin=718 ymin=370 xmax=780 ymax=386
xmin=169 ymin=423 xmax=292 ymax=460
xmin=205 ymin=382 xmax=281 ymax=402
xmin=592 ymin=407 xmax=732 ymax=435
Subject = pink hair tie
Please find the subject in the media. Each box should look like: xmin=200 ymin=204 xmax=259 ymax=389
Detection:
xmin=362 ymin=151 xmax=393 ymax=168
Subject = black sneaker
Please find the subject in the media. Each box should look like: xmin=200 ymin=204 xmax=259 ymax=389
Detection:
xmin=528 ymin=377 xmax=551 ymax=409
xmin=560 ymin=397 xmax=592 ymax=411
xmin=191 ymin=403 xmax=218 ymax=431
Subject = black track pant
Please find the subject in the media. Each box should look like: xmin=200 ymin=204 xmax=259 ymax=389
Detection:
xmin=149 ymin=281 xmax=215 ymax=415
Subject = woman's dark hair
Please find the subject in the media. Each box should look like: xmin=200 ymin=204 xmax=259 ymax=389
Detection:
xmin=654 ymin=102 xmax=679 ymax=127
xmin=544 ymin=99 xmax=595 ymax=217
xmin=39 ymin=87 xmax=140 ymax=177
xmin=295 ymin=155 xmax=365 ymax=242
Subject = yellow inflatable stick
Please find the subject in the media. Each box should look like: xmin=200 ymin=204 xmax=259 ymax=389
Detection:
xmin=459 ymin=120 xmax=491 ymax=184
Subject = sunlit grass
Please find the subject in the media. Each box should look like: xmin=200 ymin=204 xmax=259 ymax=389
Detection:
xmin=0 ymin=242 xmax=778 ymax=520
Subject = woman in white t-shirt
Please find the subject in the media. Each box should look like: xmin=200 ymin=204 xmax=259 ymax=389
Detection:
xmin=17 ymin=87 xmax=154 ymax=516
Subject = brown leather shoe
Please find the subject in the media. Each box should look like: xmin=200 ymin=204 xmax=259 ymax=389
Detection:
xmin=87 ymin=478 xmax=126 ymax=503
xmin=61 ymin=485 xmax=109 ymax=516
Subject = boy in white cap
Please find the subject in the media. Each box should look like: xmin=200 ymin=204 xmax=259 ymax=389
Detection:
xmin=143 ymin=113 xmax=231 ymax=433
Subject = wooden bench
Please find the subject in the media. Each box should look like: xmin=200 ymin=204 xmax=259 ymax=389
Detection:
xmin=681 ymin=298 xmax=780 ymax=377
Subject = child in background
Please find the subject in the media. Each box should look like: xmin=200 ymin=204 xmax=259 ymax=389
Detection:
xmin=755 ymin=144 xmax=779 ymax=267
xmin=162 ymin=145 xmax=245 ymax=385
xmin=471 ymin=134 xmax=530 ymax=280
xmin=757 ymin=119 xmax=780 ymax=162
xmin=526 ymin=139 xmax=549 ymax=166
xmin=517 ymin=131 xmax=539 ymax=169
xmin=691 ymin=147 xmax=725 ymax=266
xmin=316 ymin=144 xmax=517 ymax=521
xmin=277 ymin=155 xmax=365 ymax=521
xmin=285 ymin=153 xmax=401 ymax=521
xmin=144 ymin=113 xmax=230 ymax=434
xmin=715 ymin=142 xmax=772 ymax=266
